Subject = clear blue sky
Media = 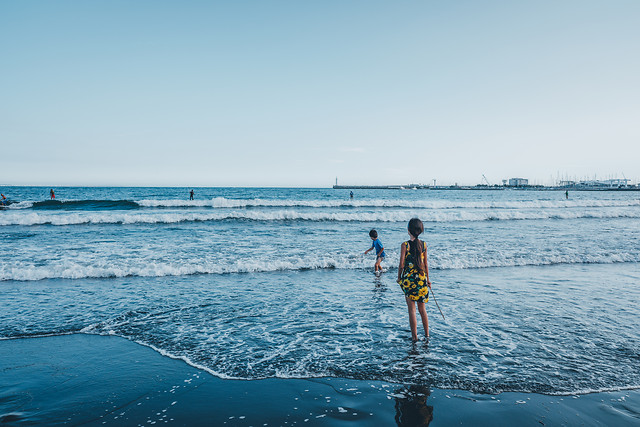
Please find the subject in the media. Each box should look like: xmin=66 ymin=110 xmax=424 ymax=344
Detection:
xmin=1 ymin=1 xmax=639 ymax=186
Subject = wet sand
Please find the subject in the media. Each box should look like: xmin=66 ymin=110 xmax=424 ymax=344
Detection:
xmin=1 ymin=334 xmax=638 ymax=426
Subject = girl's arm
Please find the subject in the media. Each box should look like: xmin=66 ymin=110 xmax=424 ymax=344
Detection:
xmin=424 ymin=244 xmax=431 ymax=287
xmin=397 ymin=243 xmax=406 ymax=282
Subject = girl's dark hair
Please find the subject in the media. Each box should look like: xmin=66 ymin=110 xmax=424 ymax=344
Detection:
xmin=408 ymin=218 xmax=425 ymax=273
xmin=369 ymin=229 xmax=378 ymax=238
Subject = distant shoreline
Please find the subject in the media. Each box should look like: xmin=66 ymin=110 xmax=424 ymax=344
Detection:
xmin=1 ymin=184 xmax=638 ymax=191
xmin=334 ymin=185 xmax=640 ymax=191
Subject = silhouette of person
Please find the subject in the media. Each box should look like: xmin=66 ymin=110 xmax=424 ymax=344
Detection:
xmin=565 ymin=190 xmax=569 ymax=199
xmin=190 ymin=189 xmax=194 ymax=200
xmin=50 ymin=189 xmax=55 ymax=200
xmin=350 ymin=191 xmax=354 ymax=199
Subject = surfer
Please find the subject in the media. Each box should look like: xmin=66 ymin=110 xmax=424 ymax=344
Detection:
xmin=397 ymin=218 xmax=431 ymax=341
xmin=50 ymin=189 xmax=55 ymax=200
xmin=190 ymin=189 xmax=194 ymax=200
xmin=1 ymin=194 xmax=6 ymax=205
xmin=565 ymin=190 xmax=569 ymax=199
xmin=350 ymin=191 xmax=354 ymax=199
xmin=364 ymin=229 xmax=385 ymax=274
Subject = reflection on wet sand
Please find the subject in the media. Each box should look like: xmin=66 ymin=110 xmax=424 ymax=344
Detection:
xmin=394 ymin=385 xmax=434 ymax=426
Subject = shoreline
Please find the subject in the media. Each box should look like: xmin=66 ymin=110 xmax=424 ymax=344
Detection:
xmin=2 ymin=334 xmax=639 ymax=426
xmin=333 ymin=185 xmax=640 ymax=191
xmin=2 ymin=184 xmax=639 ymax=191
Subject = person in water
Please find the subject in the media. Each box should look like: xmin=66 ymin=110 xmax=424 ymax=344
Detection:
xmin=190 ymin=189 xmax=194 ymax=200
xmin=350 ymin=191 xmax=354 ymax=199
xmin=50 ymin=189 xmax=55 ymax=200
xmin=565 ymin=190 xmax=569 ymax=199
xmin=1 ymin=194 xmax=6 ymax=205
xmin=397 ymin=218 xmax=432 ymax=341
xmin=364 ymin=229 xmax=385 ymax=273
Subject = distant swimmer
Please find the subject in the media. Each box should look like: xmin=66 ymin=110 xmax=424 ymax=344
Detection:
xmin=397 ymin=218 xmax=432 ymax=341
xmin=565 ymin=190 xmax=569 ymax=199
xmin=190 ymin=189 xmax=194 ymax=200
xmin=350 ymin=191 xmax=354 ymax=199
xmin=50 ymin=189 xmax=55 ymax=200
xmin=364 ymin=229 xmax=385 ymax=274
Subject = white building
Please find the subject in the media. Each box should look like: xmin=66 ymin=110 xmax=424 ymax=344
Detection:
xmin=508 ymin=178 xmax=529 ymax=187
xmin=560 ymin=178 xmax=631 ymax=188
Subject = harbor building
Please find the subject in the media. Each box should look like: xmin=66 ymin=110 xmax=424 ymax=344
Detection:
xmin=561 ymin=179 xmax=631 ymax=189
xmin=508 ymin=178 xmax=529 ymax=187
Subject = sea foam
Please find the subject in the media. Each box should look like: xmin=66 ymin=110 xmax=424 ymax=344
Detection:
xmin=1 ymin=208 xmax=639 ymax=226
xmin=5 ymin=197 xmax=640 ymax=211
xmin=2 ymin=252 xmax=638 ymax=281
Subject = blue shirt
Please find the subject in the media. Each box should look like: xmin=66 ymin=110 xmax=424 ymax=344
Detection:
xmin=371 ymin=238 xmax=385 ymax=258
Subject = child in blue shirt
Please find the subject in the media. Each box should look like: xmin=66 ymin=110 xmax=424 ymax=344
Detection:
xmin=364 ymin=229 xmax=386 ymax=273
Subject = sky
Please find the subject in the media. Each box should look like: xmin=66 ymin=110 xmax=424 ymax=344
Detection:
xmin=1 ymin=0 xmax=639 ymax=187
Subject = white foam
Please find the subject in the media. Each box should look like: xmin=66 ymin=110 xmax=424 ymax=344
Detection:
xmin=5 ymin=197 xmax=640 ymax=212
xmin=1 ymin=251 xmax=637 ymax=281
xmin=3 ymin=201 xmax=35 ymax=209
xmin=1 ymin=207 xmax=639 ymax=226
xmin=135 ymin=197 xmax=640 ymax=210
xmin=129 ymin=338 xmax=242 ymax=380
xmin=547 ymin=385 xmax=640 ymax=396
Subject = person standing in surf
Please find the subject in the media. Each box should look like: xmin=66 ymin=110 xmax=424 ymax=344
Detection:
xmin=50 ymin=189 xmax=55 ymax=200
xmin=364 ymin=229 xmax=386 ymax=274
xmin=397 ymin=218 xmax=432 ymax=341
xmin=190 ymin=189 xmax=194 ymax=200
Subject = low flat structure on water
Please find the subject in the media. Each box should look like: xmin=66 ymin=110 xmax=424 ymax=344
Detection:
xmin=333 ymin=184 xmax=640 ymax=191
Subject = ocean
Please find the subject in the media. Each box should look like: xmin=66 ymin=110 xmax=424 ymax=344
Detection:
xmin=1 ymin=186 xmax=639 ymax=397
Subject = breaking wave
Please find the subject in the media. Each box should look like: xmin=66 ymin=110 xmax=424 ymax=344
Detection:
xmin=4 ymin=197 xmax=640 ymax=211
xmin=136 ymin=197 xmax=640 ymax=210
xmin=1 ymin=208 xmax=639 ymax=226
xmin=2 ymin=252 xmax=637 ymax=281
xmin=7 ymin=199 xmax=140 ymax=210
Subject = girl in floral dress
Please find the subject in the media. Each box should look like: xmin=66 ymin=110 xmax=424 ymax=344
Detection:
xmin=397 ymin=218 xmax=432 ymax=341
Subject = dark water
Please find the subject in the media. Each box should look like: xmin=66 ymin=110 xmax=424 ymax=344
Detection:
xmin=1 ymin=186 xmax=639 ymax=394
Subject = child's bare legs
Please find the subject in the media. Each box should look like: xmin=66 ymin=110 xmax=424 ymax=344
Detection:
xmin=374 ymin=257 xmax=383 ymax=272
xmin=417 ymin=301 xmax=429 ymax=338
xmin=405 ymin=297 xmax=418 ymax=341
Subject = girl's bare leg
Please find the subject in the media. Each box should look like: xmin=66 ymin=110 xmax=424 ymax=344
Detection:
xmin=417 ymin=301 xmax=429 ymax=338
xmin=405 ymin=297 xmax=418 ymax=341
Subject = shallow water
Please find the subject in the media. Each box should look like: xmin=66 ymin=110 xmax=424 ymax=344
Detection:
xmin=1 ymin=187 xmax=639 ymax=394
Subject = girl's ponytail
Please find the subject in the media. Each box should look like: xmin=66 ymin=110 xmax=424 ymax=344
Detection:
xmin=408 ymin=218 xmax=425 ymax=273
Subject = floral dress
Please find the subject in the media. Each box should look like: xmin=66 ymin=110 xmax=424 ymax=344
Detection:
xmin=399 ymin=240 xmax=429 ymax=302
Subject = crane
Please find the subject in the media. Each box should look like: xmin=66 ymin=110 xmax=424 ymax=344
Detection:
xmin=482 ymin=174 xmax=491 ymax=186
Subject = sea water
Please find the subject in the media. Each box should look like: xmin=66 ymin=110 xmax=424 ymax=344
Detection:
xmin=1 ymin=187 xmax=639 ymax=395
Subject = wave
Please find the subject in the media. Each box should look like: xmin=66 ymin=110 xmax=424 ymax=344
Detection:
xmin=100 ymin=337 xmax=640 ymax=395
xmin=2 ymin=252 xmax=637 ymax=281
xmin=7 ymin=199 xmax=140 ymax=210
xmin=134 ymin=197 xmax=640 ymax=210
xmin=1 ymin=208 xmax=640 ymax=226
xmin=4 ymin=329 xmax=640 ymax=396
xmin=5 ymin=197 xmax=640 ymax=211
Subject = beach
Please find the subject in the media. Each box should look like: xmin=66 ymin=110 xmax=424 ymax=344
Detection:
xmin=2 ymin=334 xmax=639 ymax=426
xmin=1 ymin=187 xmax=639 ymax=425
xmin=4 ymin=0 xmax=640 ymax=422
